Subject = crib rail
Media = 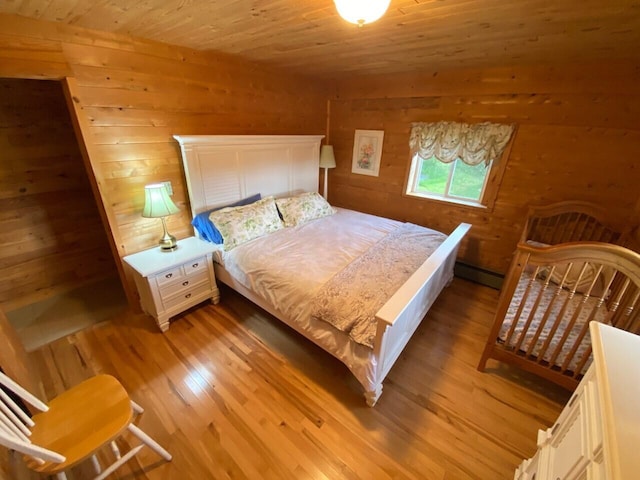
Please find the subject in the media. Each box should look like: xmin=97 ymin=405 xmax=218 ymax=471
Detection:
xmin=479 ymin=242 xmax=640 ymax=390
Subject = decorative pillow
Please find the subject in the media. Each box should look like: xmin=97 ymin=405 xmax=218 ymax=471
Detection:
xmin=275 ymin=192 xmax=336 ymax=227
xmin=209 ymin=196 xmax=284 ymax=251
xmin=191 ymin=193 xmax=261 ymax=243
xmin=540 ymin=262 xmax=615 ymax=297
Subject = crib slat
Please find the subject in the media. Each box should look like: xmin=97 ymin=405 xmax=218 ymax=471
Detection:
xmin=548 ymin=265 xmax=607 ymax=370
xmin=564 ymin=213 xmax=581 ymax=243
xmin=511 ymin=269 xmax=549 ymax=353
xmin=572 ymin=344 xmax=593 ymax=378
xmin=582 ymin=217 xmax=598 ymax=241
xmin=608 ymin=277 xmax=631 ymax=317
xmin=533 ymin=263 xmax=590 ymax=364
xmin=573 ymin=213 xmax=589 ymax=241
xmin=527 ymin=265 xmax=573 ymax=359
xmin=618 ymin=289 xmax=640 ymax=332
xmin=557 ymin=304 xmax=601 ymax=374
xmin=503 ymin=261 xmax=537 ymax=346
xmin=528 ymin=217 xmax=540 ymax=242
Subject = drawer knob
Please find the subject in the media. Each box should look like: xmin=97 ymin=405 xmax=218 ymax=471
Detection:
xmin=182 ymin=281 xmax=189 ymax=286
xmin=192 ymin=263 xmax=199 ymax=268
xmin=165 ymin=273 xmax=173 ymax=279
xmin=185 ymin=293 xmax=192 ymax=299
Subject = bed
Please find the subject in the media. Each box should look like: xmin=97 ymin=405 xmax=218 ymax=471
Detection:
xmin=477 ymin=201 xmax=640 ymax=389
xmin=174 ymin=134 xmax=471 ymax=406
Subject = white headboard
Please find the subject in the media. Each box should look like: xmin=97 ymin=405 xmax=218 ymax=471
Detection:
xmin=173 ymin=135 xmax=324 ymax=218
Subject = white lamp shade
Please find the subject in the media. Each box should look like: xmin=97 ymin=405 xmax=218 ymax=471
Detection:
xmin=319 ymin=145 xmax=337 ymax=168
xmin=334 ymin=0 xmax=391 ymax=26
xmin=142 ymin=183 xmax=180 ymax=218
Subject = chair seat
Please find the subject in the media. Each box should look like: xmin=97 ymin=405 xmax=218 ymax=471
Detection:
xmin=26 ymin=374 xmax=133 ymax=473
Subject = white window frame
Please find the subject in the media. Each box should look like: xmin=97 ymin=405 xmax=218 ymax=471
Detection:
xmin=406 ymin=154 xmax=493 ymax=208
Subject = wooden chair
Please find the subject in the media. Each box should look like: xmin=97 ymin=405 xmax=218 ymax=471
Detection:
xmin=0 ymin=371 xmax=171 ymax=479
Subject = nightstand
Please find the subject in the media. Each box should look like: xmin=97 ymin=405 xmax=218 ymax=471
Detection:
xmin=123 ymin=237 xmax=220 ymax=332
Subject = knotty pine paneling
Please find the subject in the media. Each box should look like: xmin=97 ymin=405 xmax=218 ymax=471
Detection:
xmin=0 ymin=78 xmax=117 ymax=310
xmin=0 ymin=13 xmax=327 ymax=305
xmin=329 ymin=63 xmax=640 ymax=273
xmin=1 ymin=1 xmax=639 ymax=78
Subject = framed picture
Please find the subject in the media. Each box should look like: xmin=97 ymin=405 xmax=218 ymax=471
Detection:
xmin=351 ymin=129 xmax=384 ymax=177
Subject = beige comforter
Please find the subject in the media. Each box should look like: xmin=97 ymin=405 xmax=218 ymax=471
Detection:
xmin=311 ymin=223 xmax=446 ymax=348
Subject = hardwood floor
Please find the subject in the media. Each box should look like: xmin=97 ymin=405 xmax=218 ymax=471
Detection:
xmin=5 ymin=278 xmax=570 ymax=479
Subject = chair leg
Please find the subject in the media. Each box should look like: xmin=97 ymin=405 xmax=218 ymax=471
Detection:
xmin=90 ymin=454 xmax=102 ymax=474
xmin=110 ymin=441 xmax=121 ymax=459
xmin=56 ymin=472 xmax=68 ymax=480
xmin=131 ymin=400 xmax=144 ymax=415
xmin=127 ymin=424 xmax=172 ymax=461
xmin=94 ymin=444 xmax=144 ymax=480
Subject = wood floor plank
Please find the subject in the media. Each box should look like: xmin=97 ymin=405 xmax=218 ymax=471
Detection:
xmin=4 ymin=278 xmax=570 ymax=479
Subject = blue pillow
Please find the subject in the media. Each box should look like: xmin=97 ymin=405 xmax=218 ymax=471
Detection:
xmin=192 ymin=193 xmax=261 ymax=243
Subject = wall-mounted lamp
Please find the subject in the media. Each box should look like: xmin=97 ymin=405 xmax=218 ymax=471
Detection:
xmin=334 ymin=0 xmax=391 ymax=27
xmin=319 ymin=145 xmax=336 ymax=200
xmin=142 ymin=183 xmax=180 ymax=251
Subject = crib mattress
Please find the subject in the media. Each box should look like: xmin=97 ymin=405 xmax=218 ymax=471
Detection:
xmin=498 ymin=271 xmax=609 ymax=374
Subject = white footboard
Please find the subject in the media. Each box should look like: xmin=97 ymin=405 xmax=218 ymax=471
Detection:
xmin=367 ymin=223 xmax=471 ymax=406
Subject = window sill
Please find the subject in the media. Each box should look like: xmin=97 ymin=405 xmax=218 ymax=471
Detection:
xmin=405 ymin=191 xmax=488 ymax=209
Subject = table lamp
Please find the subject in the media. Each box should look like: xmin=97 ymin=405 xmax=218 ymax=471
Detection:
xmin=319 ymin=145 xmax=336 ymax=200
xmin=142 ymin=183 xmax=180 ymax=251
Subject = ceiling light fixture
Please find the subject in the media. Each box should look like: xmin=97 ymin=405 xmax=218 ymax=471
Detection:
xmin=334 ymin=0 xmax=391 ymax=27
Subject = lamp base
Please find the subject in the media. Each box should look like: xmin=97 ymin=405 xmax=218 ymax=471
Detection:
xmin=158 ymin=217 xmax=178 ymax=252
xmin=159 ymin=235 xmax=178 ymax=251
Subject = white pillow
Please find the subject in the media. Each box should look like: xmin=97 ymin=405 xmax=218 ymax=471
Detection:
xmin=275 ymin=192 xmax=336 ymax=227
xmin=209 ymin=196 xmax=284 ymax=251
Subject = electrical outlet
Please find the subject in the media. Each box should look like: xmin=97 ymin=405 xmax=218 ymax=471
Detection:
xmin=163 ymin=181 xmax=173 ymax=195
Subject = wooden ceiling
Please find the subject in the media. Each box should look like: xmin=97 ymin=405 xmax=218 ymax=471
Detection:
xmin=2 ymin=0 xmax=639 ymax=77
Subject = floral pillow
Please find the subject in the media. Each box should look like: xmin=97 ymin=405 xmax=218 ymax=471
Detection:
xmin=275 ymin=192 xmax=336 ymax=227
xmin=209 ymin=196 xmax=284 ymax=251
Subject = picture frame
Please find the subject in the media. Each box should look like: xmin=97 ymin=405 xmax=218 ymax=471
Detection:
xmin=351 ymin=129 xmax=384 ymax=177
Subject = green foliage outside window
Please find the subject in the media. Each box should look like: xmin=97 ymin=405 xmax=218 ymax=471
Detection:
xmin=416 ymin=156 xmax=488 ymax=201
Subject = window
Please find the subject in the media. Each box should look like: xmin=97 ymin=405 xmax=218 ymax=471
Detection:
xmin=405 ymin=121 xmax=515 ymax=209
xmin=407 ymin=155 xmax=491 ymax=204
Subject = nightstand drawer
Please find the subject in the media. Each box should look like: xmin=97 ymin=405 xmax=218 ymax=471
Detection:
xmin=156 ymin=266 xmax=184 ymax=285
xmin=158 ymin=271 xmax=209 ymax=298
xmin=184 ymin=258 xmax=207 ymax=275
xmin=162 ymin=282 xmax=212 ymax=311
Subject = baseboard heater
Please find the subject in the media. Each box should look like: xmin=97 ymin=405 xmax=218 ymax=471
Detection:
xmin=454 ymin=262 xmax=504 ymax=290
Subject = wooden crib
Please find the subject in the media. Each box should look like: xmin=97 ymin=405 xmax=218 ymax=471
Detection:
xmin=478 ymin=201 xmax=640 ymax=390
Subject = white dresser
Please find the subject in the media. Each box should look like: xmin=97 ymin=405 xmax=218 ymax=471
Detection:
xmin=123 ymin=236 xmax=220 ymax=332
xmin=515 ymin=322 xmax=640 ymax=480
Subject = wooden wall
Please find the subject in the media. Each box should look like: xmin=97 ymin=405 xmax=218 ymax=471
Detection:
xmin=1 ymin=13 xmax=637 ymax=302
xmin=0 ymin=78 xmax=117 ymax=310
xmin=0 ymin=14 xmax=327 ymax=304
xmin=328 ymin=63 xmax=640 ymax=273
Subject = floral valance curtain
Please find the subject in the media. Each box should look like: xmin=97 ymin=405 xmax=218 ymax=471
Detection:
xmin=409 ymin=121 xmax=515 ymax=166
